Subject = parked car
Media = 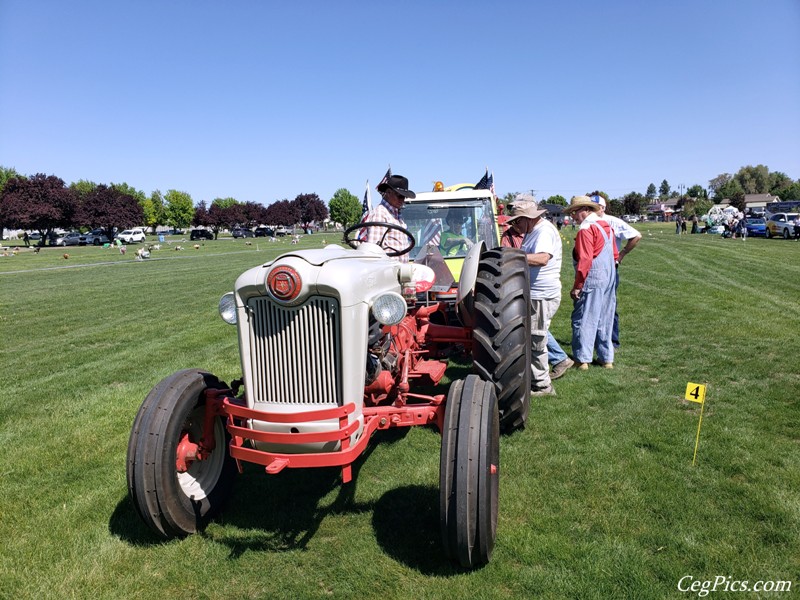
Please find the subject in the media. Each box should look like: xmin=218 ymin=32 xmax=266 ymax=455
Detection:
xmin=765 ymin=213 xmax=797 ymax=239
xmin=117 ymin=228 xmax=147 ymax=243
xmin=84 ymin=229 xmax=110 ymax=246
xmin=190 ymin=229 xmax=214 ymax=241
xmin=232 ymin=227 xmax=255 ymax=238
xmin=744 ymin=217 xmax=767 ymax=237
xmin=254 ymin=227 xmax=274 ymax=237
xmin=57 ymin=231 xmax=86 ymax=246
xmin=275 ymin=227 xmax=291 ymax=236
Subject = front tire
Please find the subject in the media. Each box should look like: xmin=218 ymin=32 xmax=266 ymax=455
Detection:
xmin=127 ymin=369 xmax=236 ymax=538
xmin=471 ymin=248 xmax=532 ymax=432
xmin=440 ymin=375 xmax=499 ymax=569
xmin=783 ymin=228 xmax=790 ymax=239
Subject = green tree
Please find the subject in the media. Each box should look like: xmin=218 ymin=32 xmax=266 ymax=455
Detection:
xmin=607 ymin=199 xmax=624 ymax=216
xmin=69 ymin=179 xmax=97 ymax=202
xmin=733 ymin=165 xmax=770 ymax=194
xmin=716 ymin=179 xmax=746 ymax=210
xmin=545 ymin=195 xmax=567 ymax=206
xmin=328 ymin=188 xmax=362 ymax=229
xmin=163 ymin=190 xmax=194 ymax=231
xmin=621 ymin=192 xmax=645 ymax=216
xmin=708 ymin=173 xmax=732 ymax=198
xmin=687 ymin=185 xmax=708 ymax=200
xmin=211 ymin=197 xmax=238 ymax=209
xmin=769 ymin=171 xmax=793 ymax=196
xmin=0 ymin=166 xmax=23 ymax=239
xmin=777 ymin=181 xmax=800 ymax=201
xmin=645 ymin=183 xmax=657 ymax=200
xmin=141 ymin=190 xmax=165 ymax=233
xmin=659 ymin=180 xmax=671 ymax=198
xmin=693 ymin=198 xmax=714 ymax=218
xmin=111 ymin=182 xmax=146 ymax=205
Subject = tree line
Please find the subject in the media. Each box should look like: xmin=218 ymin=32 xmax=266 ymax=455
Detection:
xmin=3 ymin=163 xmax=796 ymax=242
xmin=0 ymin=167 xmax=333 ymax=243
xmin=530 ymin=164 xmax=799 ymax=218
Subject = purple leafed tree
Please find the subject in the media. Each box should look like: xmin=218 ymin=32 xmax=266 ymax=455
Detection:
xmin=264 ymin=199 xmax=298 ymax=227
xmin=0 ymin=173 xmax=76 ymax=244
xmin=293 ymin=193 xmax=328 ymax=230
xmin=75 ymin=184 xmax=144 ymax=241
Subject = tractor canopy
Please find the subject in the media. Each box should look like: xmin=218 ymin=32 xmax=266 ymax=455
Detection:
xmin=404 ymin=188 xmax=501 ymax=282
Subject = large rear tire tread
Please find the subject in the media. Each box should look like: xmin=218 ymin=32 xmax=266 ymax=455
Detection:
xmin=127 ymin=369 xmax=237 ymax=538
xmin=472 ymin=248 xmax=531 ymax=432
xmin=440 ymin=375 xmax=500 ymax=569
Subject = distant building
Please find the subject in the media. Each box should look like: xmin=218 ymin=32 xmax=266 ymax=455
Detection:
xmin=646 ymin=197 xmax=680 ymax=220
xmin=743 ymin=194 xmax=780 ymax=215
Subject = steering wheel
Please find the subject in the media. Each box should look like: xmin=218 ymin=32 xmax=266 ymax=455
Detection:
xmin=343 ymin=221 xmax=416 ymax=257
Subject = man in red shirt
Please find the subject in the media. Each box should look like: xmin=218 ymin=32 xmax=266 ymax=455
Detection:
xmin=563 ymin=195 xmax=618 ymax=370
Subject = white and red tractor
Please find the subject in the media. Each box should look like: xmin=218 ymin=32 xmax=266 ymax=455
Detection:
xmin=127 ymin=195 xmax=530 ymax=569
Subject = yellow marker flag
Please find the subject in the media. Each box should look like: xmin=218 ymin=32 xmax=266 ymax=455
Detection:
xmin=685 ymin=383 xmax=707 ymax=465
xmin=685 ymin=383 xmax=706 ymax=404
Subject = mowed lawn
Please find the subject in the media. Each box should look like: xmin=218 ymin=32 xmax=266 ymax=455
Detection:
xmin=0 ymin=226 xmax=798 ymax=599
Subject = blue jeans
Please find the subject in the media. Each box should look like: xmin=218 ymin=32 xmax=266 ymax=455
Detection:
xmin=547 ymin=332 xmax=569 ymax=365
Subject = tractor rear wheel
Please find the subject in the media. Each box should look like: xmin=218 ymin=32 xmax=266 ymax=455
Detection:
xmin=440 ymin=375 xmax=500 ymax=569
xmin=127 ymin=369 xmax=237 ymax=538
xmin=471 ymin=247 xmax=531 ymax=432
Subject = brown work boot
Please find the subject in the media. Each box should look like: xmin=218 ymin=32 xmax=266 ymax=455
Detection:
xmin=575 ymin=362 xmax=589 ymax=371
xmin=551 ymin=358 xmax=574 ymax=379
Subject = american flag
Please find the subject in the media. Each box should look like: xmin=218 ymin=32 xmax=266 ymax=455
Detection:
xmin=419 ymin=218 xmax=442 ymax=247
xmin=362 ymin=180 xmax=371 ymax=212
xmin=474 ymin=168 xmax=490 ymax=190
xmin=376 ymin=166 xmax=392 ymax=191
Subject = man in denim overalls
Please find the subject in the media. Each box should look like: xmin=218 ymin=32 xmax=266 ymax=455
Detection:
xmin=563 ymin=196 xmax=618 ymax=370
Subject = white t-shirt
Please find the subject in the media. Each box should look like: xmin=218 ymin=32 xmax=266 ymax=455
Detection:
xmin=602 ymin=214 xmax=641 ymax=251
xmin=521 ymin=219 xmax=562 ymax=299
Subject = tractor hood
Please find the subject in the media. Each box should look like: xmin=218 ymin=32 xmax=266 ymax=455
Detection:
xmin=234 ymin=243 xmax=409 ymax=309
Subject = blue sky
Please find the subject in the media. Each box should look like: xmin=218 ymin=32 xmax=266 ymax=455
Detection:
xmin=1 ymin=0 xmax=798 ymax=205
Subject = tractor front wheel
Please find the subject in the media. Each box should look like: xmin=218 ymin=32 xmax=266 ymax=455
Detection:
xmin=127 ymin=369 xmax=237 ymax=538
xmin=440 ymin=375 xmax=500 ymax=569
xmin=472 ymin=247 xmax=532 ymax=432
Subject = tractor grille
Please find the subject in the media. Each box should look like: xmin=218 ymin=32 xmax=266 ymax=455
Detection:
xmin=246 ymin=295 xmax=342 ymax=405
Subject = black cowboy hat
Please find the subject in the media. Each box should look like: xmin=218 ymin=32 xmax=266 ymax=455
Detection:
xmin=377 ymin=174 xmax=416 ymax=199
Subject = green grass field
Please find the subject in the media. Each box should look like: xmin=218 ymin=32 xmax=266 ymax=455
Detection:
xmin=1 ymin=226 xmax=798 ymax=599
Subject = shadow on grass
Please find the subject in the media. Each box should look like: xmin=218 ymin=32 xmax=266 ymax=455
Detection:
xmin=109 ymin=429 xmax=458 ymax=574
xmin=110 ymin=449 xmax=372 ymax=551
xmin=372 ymin=484 xmax=460 ymax=575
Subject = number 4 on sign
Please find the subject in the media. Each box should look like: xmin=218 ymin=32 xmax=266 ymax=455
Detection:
xmin=685 ymin=383 xmax=707 ymax=466
xmin=685 ymin=383 xmax=706 ymax=404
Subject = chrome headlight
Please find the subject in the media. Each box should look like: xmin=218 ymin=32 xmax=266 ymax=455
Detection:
xmin=218 ymin=292 xmax=237 ymax=325
xmin=371 ymin=292 xmax=407 ymax=325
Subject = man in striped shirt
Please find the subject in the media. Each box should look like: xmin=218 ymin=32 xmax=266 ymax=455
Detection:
xmin=358 ymin=174 xmax=416 ymax=263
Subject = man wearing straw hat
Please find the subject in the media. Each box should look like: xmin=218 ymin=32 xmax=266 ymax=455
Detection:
xmin=563 ymin=195 xmax=618 ymax=370
xmin=504 ymin=195 xmax=568 ymax=395
xmin=587 ymin=193 xmax=641 ymax=348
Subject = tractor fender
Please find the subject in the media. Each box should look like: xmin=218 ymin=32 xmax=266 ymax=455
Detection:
xmin=455 ymin=241 xmax=486 ymax=328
